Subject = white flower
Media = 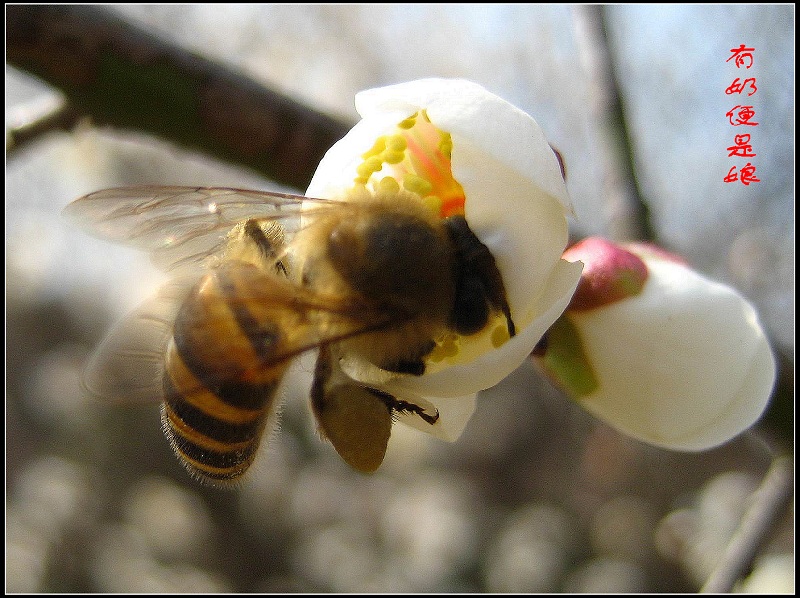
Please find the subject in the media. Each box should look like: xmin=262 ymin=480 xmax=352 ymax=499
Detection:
xmin=535 ymin=237 xmax=776 ymax=451
xmin=307 ymin=78 xmax=582 ymax=443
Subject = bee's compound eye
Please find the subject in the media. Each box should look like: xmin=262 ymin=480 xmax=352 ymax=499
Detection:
xmin=450 ymin=276 xmax=490 ymax=336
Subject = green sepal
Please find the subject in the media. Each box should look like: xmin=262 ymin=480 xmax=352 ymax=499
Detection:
xmin=541 ymin=315 xmax=599 ymax=397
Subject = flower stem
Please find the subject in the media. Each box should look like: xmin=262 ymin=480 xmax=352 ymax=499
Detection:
xmin=700 ymin=454 xmax=794 ymax=593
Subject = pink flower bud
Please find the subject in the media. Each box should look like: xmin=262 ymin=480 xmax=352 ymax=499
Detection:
xmin=536 ymin=237 xmax=775 ymax=451
xmin=563 ymin=237 xmax=649 ymax=311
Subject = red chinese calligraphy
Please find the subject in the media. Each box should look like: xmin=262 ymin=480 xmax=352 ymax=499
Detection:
xmin=726 ymin=105 xmax=759 ymax=126
xmin=724 ymin=163 xmax=760 ymax=185
xmin=727 ymin=133 xmax=756 ymax=158
xmin=725 ymin=77 xmax=758 ymax=96
xmin=724 ymin=45 xmax=760 ymax=184
xmin=726 ymin=44 xmax=755 ymax=69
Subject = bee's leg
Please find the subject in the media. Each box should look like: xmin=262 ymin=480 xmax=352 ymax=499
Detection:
xmin=244 ymin=219 xmax=288 ymax=277
xmin=366 ymin=387 xmax=440 ymax=426
xmin=381 ymin=359 xmax=426 ymax=376
xmin=310 ymin=345 xmax=333 ymax=416
xmin=379 ymin=339 xmax=437 ymax=376
xmin=445 ymin=215 xmax=516 ymax=338
xmin=310 ymin=346 xmax=393 ymax=473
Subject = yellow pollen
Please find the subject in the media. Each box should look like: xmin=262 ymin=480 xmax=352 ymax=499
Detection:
xmin=386 ymin=135 xmax=407 ymax=151
xmin=397 ymin=115 xmax=418 ymax=129
xmin=378 ymin=176 xmax=400 ymax=193
xmin=350 ymin=109 xmax=465 ymax=219
xmin=361 ymin=136 xmax=387 ymax=160
xmin=383 ymin=150 xmax=406 ymax=164
xmin=403 ymin=173 xmax=433 ymax=196
xmin=491 ymin=324 xmax=511 ymax=348
xmin=356 ymin=156 xmax=383 ymax=178
xmin=396 ymin=112 xmax=465 ymax=218
xmin=423 ymin=195 xmax=442 ymax=214
xmin=429 ymin=333 xmax=461 ymax=362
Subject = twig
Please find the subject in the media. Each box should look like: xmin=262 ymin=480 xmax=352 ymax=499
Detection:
xmin=6 ymin=5 xmax=353 ymax=189
xmin=570 ymin=5 xmax=655 ymax=242
xmin=700 ymin=455 xmax=794 ymax=593
xmin=6 ymin=96 xmax=86 ymax=155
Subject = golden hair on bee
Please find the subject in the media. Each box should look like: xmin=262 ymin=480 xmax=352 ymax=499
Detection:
xmin=64 ymin=184 xmax=516 ymax=484
xmin=292 ymin=186 xmax=458 ymax=374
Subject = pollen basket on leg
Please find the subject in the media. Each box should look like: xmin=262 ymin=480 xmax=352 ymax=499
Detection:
xmin=354 ymin=110 xmax=466 ymax=219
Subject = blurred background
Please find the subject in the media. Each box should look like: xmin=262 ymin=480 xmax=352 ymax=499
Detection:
xmin=6 ymin=4 xmax=794 ymax=593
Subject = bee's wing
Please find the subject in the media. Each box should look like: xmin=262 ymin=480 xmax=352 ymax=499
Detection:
xmin=63 ymin=186 xmax=323 ymax=273
xmin=221 ymin=266 xmax=401 ymax=367
xmin=82 ymin=265 xmax=399 ymax=406
xmin=82 ymin=276 xmax=196 ymax=404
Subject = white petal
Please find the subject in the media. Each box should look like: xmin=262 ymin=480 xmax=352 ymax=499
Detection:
xmin=573 ymin=258 xmax=775 ymax=450
xmin=355 ymin=79 xmax=571 ymax=213
xmin=355 ymin=79 xmax=574 ymax=339
xmin=307 ymin=78 xmax=579 ymax=413
xmin=455 ymin=141 xmax=571 ymax=324
xmin=385 ymin=389 xmax=478 ymax=442
xmin=306 ymin=112 xmax=405 ymax=199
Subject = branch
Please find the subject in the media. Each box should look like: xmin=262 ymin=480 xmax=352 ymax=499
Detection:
xmin=570 ymin=5 xmax=655 ymax=241
xmin=6 ymin=5 xmax=353 ymax=189
xmin=6 ymin=96 xmax=86 ymax=155
xmin=700 ymin=455 xmax=794 ymax=593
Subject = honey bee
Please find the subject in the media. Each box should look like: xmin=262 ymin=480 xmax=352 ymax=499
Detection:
xmin=65 ymin=184 xmax=516 ymax=485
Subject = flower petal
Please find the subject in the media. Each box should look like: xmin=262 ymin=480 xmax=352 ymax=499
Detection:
xmin=306 ymin=112 xmax=405 ymax=199
xmin=571 ymin=257 xmax=775 ymax=450
xmin=307 ymin=79 xmax=580 ymax=439
xmin=309 ymin=79 xmax=575 ymax=336
xmin=355 ymin=79 xmax=571 ymax=213
xmin=385 ymin=389 xmax=478 ymax=442
xmin=455 ymin=141 xmax=572 ymax=324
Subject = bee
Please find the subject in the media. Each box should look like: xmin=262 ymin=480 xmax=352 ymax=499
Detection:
xmin=65 ymin=184 xmax=516 ymax=485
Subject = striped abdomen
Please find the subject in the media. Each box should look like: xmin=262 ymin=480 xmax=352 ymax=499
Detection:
xmin=161 ymin=262 xmax=297 ymax=484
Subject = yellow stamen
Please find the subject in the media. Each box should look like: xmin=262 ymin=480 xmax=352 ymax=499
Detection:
xmin=386 ymin=135 xmax=407 ymax=151
xmin=429 ymin=333 xmax=460 ymax=362
xmin=400 ymin=117 xmax=465 ymax=218
xmin=356 ymin=156 xmax=383 ymax=178
xmin=397 ymin=115 xmax=417 ymax=129
xmin=361 ymin=136 xmax=387 ymax=160
xmin=403 ymin=173 xmax=433 ymax=196
xmin=378 ymin=176 xmax=400 ymax=193
xmin=383 ymin=150 xmax=406 ymax=165
xmin=423 ymin=195 xmax=442 ymax=215
xmin=351 ymin=109 xmax=466 ymax=219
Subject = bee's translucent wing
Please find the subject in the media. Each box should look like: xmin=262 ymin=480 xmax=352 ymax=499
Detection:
xmin=82 ymin=277 xmax=196 ymax=404
xmin=207 ymin=264 xmax=401 ymax=367
xmin=82 ymin=264 xmax=400 ymax=406
xmin=63 ymin=186 xmax=316 ymax=272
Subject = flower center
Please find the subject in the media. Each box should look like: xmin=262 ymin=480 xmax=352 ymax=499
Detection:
xmin=352 ymin=111 xmax=508 ymax=371
xmin=354 ymin=110 xmax=466 ymax=219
